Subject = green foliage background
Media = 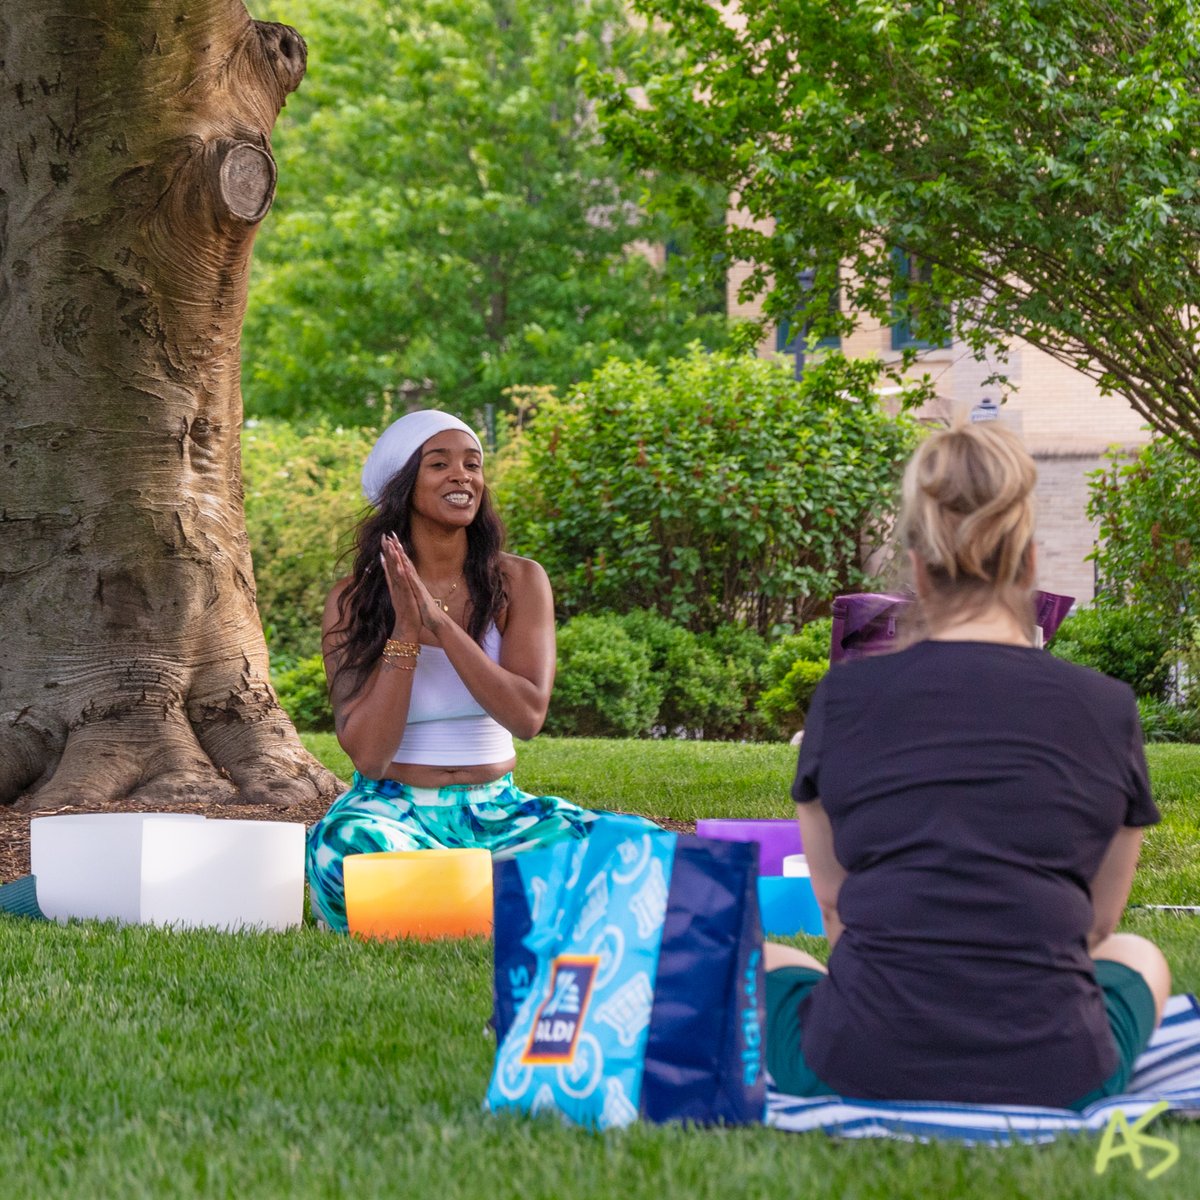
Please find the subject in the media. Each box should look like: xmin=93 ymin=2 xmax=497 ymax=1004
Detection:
xmin=615 ymin=609 xmax=752 ymax=739
xmin=1089 ymin=438 xmax=1200 ymax=647
xmin=244 ymin=0 xmax=727 ymax=426
xmin=755 ymin=619 xmax=832 ymax=736
xmin=242 ymin=419 xmax=374 ymax=663
xmin=496 ymin=347 xmax=921 ymax=633
xmin=601 ymin=0 xmax=1200 ymax=445
xmin=544 ymin=615 xmax=662 ymax=738
xmin=544 ymin=610 xmax=791 ymax=741
xmin=1049 ymin=606 xmax=1172 ymax=700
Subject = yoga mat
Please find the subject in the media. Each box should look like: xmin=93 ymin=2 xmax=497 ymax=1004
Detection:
xmin=768 ymin=993 xmax=1200 ymax=1144
xmin=0 ymin=874 xmax=44 ymax=920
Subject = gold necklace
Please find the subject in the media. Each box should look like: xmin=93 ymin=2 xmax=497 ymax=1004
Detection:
xmin=429 ymin=573 xmax=463 ymax=614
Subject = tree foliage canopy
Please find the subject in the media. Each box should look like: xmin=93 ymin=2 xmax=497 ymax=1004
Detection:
xmin=599 ymin=0 xmax=1200 ymax=446
xmin=1088 ymin=438 xmax=1200 ymax=645
xmin=244 ymin=0 xmax=725 ymax=424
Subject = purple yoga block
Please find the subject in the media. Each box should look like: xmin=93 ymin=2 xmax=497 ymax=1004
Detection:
xmin=694 ymin=819 xmax=802 ymax=877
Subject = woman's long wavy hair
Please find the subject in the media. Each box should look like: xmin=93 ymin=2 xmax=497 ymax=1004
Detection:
xmin=328 ymin=449 xmax=508 ymax=702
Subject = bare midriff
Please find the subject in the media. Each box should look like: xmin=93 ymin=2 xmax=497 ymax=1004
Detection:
xmin=383 ymin=757 xmax=517 ymax=788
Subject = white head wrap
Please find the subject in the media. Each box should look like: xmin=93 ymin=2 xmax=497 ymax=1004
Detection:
xmin=361 ymin=410 xmax=483 ymax=507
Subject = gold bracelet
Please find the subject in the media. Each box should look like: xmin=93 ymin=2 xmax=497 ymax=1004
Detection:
xmin=384 ymin=639 xmax=420 ymax=657
xmin=381 ymin=654 xmax=417 ymax=672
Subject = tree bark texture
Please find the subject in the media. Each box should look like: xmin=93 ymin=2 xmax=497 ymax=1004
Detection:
xmin=0 ymin=1 xmax=340 ymax=808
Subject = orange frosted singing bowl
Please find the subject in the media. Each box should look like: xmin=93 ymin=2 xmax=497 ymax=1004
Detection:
xmin=344 ymin=849 xmax=493 ymax=940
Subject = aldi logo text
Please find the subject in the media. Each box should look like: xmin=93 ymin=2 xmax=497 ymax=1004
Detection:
xmin=522 ymin=955 xmax=600 ymax=1065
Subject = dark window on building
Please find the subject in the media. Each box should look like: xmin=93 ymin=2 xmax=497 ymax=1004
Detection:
xmin=891 ymin=249 xmax=951 ymax=351
xmin=777 ymin=276 xmax=842 ymax=354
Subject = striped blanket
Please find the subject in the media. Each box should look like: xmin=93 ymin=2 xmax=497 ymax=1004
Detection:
xmin=766 ymin=993 xmax=1200 ymax=1144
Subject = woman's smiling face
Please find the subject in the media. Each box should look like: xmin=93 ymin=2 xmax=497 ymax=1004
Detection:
xmin=409 ymin=429 xmax=484 ymax=527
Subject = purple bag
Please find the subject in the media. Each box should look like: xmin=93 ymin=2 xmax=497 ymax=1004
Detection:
xmin=829 ymin=592 xmax=910 ymax=663
xmin=830 ymin=590 xmax=1074 ymax=663
xmin=1034 ymin=591 xmax=1075 ymax=642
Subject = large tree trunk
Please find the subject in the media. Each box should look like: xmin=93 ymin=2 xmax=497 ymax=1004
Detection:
xmin=0 ymin=1 xmax=339 ymax=809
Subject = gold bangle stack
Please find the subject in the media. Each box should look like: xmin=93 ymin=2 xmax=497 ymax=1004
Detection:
xmin=382 ymin=638 xmax=420 ymax=672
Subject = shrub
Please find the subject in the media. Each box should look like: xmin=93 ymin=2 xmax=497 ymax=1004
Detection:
xmin=755 ymin=618 xmax=832 ymax=736
xmin=695 ymin=622 xmax=772 ymax=739
xmin=766 ymin=619 xmax=834 ymax=675
xmin=545 ymin=616 xmax=663 ymax=737
xmin=1049 ymin=606 xmax=1171 ymax=699
xmin=495 ymin=347 xmax=922 ymax=633
xmin=242 ymin=419 xmax=376 ymax=663
xmin=273 ymin=654 xmax=334 ymax=732
xmin=1089 ymin=438 xmax=1200 ymax=652
xmin=1137 ymin=697 xmax=1200 ymax=744
xmin=546 ymin=612 xmax=791 ymax=740
xmin=758 ymin=660 xmax=828 ymax=737
xmin=615 ymin=609 xmax=744 ymax=738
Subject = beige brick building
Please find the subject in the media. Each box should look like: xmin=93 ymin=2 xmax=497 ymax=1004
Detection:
xmin=729 ymin=260 xmax=1151 ymax=605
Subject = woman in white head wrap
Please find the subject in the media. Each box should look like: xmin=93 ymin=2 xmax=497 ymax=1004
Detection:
xmin=305 ymin=410 xmax=625 ymax=932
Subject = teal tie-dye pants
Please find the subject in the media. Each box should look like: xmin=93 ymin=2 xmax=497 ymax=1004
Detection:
xmin=306 ymin=772 xmax=621 ymax=932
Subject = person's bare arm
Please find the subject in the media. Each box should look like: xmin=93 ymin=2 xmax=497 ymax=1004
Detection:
xmin=796 ymin=800 xmax=847 ymax=948
xmin=1088 ymin=825 xmax=1143 ymax=951
xmin=323 ymin=550 xmax=424 ymax=778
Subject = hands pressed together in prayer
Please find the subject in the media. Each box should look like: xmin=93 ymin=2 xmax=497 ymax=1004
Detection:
xmin=379 ymin=532 xmax=449 ymax=637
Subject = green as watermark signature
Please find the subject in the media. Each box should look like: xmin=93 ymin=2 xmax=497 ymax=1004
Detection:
xmin=1094 ymin=1102 xmax=1179 ymax=1181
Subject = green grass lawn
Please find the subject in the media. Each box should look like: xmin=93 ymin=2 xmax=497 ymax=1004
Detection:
xmin=2 ymin=736 xmax=1198 ymax=1198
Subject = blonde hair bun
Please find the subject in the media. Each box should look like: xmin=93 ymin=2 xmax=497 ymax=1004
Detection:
xmin=899 ymin=419 xmax=1037 ymax=624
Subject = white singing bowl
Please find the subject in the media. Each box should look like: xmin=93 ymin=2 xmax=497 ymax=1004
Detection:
xmin=139 ymin=819 xmax=306 ymax=932
xmin=31 ymin=813 xmax=206 ymax=924
xmin=782 ymin=853 xmax=811 ymax=878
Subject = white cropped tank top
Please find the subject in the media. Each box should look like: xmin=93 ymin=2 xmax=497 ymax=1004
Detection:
xmin=391 ymin=624 xmax=516 ymax=767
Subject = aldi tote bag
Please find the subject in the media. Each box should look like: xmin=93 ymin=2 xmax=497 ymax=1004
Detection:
xmin=487 ymin=814 xmax=765 ymax=1129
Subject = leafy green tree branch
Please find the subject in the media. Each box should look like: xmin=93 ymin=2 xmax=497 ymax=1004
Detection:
xmin=244 ymin=0 xmax=727 ymax=424
xmin=598 ymin=0 xmax=1200 ymax=446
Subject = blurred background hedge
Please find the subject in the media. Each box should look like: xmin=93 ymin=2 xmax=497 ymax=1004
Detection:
xmin=246 ymin=405 xmax=1200 ymax=746
xmin=495 ymin=347 xmax=921 ymax=633
xmin=250 ymin=346 xmax=917 ymax=741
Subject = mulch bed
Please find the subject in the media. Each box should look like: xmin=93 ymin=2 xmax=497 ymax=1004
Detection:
xmin=0 ymin=799 xmax=695 ymax=885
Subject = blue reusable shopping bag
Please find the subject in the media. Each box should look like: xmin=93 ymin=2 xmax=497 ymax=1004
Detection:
xmin=487 ymin=814 xmax=765 ymax=1129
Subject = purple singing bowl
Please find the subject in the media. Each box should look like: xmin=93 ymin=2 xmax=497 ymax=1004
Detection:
xmin=694 ymin=818 xmax=802 ymax=878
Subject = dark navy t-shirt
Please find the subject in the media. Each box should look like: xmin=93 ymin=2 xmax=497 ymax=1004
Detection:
xmin=792 ymin=640 xmax=1158 ymax=1105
